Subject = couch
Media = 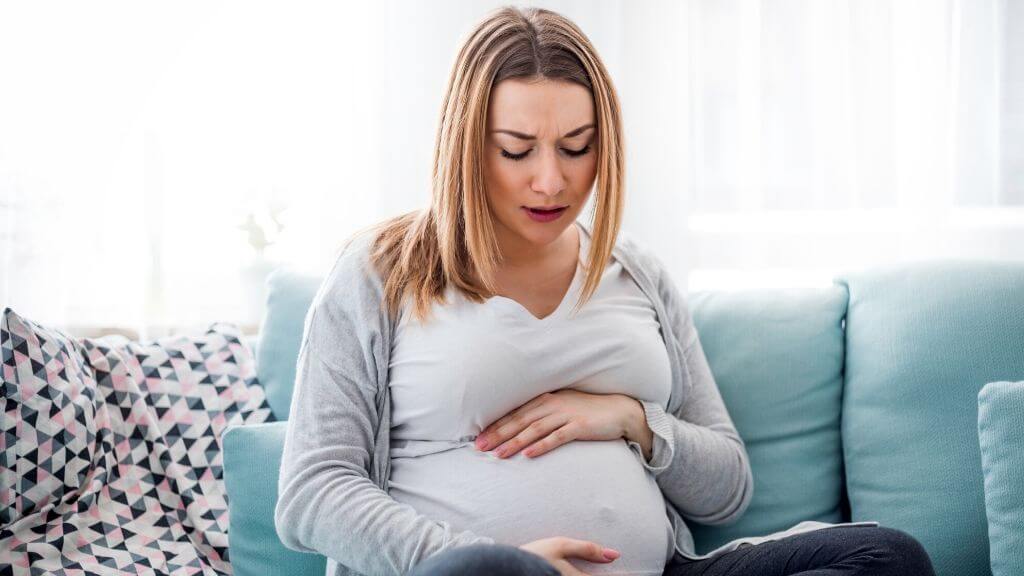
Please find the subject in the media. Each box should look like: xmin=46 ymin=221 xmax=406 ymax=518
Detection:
xmin=223 ymin=260 xmax=1024 ymax=576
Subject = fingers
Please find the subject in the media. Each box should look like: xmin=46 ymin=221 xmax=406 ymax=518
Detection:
xmin=477 ymin=393 xmax=555 ymax=449
xmin=488 ymin=416 xmax=557 ymax=458
xmin=557 ymin=538 xmax=620 ymax=564
xmin=519 ymin=422 xmax=578 ymax=458
xmin=482 ymin=413 xmax=568 ymax=458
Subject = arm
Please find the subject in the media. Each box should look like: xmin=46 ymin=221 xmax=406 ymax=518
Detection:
xmin=274 ymin=241 xmax=496 ymax=575
xmin=623 ymin=253 xmax=754 ymax=526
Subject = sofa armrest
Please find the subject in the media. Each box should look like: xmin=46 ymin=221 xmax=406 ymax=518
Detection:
xmin=223 ymin=421 xmax=327 ymax=576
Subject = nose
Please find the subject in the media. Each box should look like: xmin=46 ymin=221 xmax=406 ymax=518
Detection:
xmin=530 ymin=147 xmax=567 ymax=197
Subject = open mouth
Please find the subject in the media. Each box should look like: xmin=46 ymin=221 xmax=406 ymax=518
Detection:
xmin=522 ymin=205 xmax=569 ymax=222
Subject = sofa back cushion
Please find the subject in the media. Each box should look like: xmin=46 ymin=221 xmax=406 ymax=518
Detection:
xmin=837 ymin=261 xmax=1024 ymax=576
xmin=687 ymin=287 xmax=849 ymax=554
xmin=256 ymin=269 xmax=321 ymax=420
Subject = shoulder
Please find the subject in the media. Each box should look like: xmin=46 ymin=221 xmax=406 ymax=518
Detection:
xmin=331 ymin=227 xmax=384 ymax=287
xmin=578 ymin=218 xmax=667 ymax=283
xmin=308 ymin=227 xmax=387 ymax=332
xmin=296 ymin=226 xmax=388 ymax=388
xmin=612 ymin=229 xmax=692 ymax=320
xmin=610 ymin=228 xmax=670 ymax=286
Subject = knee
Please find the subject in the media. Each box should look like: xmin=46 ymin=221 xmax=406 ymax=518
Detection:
xmin=408 ymin=543 xmax=560 ymax=576
xmin=861 ymin=526 xmax=936 ymax=576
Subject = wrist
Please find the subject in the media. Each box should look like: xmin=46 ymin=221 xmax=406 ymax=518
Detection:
xmin=621 ymin=396 xmax=654 ymax=460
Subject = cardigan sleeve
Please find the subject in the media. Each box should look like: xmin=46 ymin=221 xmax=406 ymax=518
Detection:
xmin=624 ymin=251 xmax=754 ymax=526
xmin=273 ymin=237 xmax=496 ymax=576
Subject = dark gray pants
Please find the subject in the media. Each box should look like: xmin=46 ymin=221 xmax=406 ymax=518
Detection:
xmin=406 ymin=526 xmax=937 ymax=576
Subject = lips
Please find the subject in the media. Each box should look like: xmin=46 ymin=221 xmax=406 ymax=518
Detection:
xmin=522 ymin=205 xmax=568 ymax=223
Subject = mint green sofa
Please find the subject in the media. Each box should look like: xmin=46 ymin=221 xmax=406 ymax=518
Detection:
xmin=224 ymin=260 xmax=1024 ymax=576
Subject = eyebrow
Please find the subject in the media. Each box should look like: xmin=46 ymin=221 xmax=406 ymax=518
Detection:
xmin=491 ymin=123 xmax=595 ymax=140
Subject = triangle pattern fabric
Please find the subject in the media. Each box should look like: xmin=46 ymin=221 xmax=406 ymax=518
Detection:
xmin=1 ymin=307 xmax=275 ymax=574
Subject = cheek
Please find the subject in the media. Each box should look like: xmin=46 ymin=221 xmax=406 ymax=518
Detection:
xmin=487 ymin=162 xmax=528 ymax=200
xmin=568 ymin=156 xmax=599 ymax=188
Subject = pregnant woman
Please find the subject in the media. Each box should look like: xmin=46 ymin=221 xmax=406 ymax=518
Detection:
xmin=275 ymin=6 xmax=937 ymax=576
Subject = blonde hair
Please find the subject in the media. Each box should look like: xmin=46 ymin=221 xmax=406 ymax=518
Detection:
xmin=365 ymin=5 xmax=625 ymax=324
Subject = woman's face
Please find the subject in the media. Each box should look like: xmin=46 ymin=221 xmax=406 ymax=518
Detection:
xmin=482 ymin=77 xmax=598 ymax=259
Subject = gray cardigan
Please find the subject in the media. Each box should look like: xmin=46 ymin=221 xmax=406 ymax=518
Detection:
xmin=275 ymin=219 xmax=756 ymax=575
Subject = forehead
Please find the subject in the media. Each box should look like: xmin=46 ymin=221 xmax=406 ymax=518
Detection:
xmin=487 ymin=78 xmax=594 ymax=135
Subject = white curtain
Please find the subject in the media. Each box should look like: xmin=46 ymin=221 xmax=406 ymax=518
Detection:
xmin=675 ymin=0 xmax=1024 ymax=291
xmin=1 ymin=0 xmax=1021 ymax=336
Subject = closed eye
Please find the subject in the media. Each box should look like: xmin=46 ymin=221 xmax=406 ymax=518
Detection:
xmin=500 ymin=145 xmax=592 ymax=162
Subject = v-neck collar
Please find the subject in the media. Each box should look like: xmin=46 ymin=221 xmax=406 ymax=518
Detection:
xmin=486 ymin=221 xmax=587 ymax=324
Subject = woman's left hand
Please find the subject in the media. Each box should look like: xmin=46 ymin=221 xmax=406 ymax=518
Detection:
xmin=475 ymin=389 xmax=640 ymax=459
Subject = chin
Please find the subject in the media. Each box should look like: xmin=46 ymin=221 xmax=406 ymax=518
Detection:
xmin=520 ymin=228 xmax=564 ymax=247
xmin=512 ymin=219 xmax=571 ymax=247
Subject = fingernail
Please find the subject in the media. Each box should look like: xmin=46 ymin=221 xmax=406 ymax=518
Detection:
xmin=603 ymin=548 xmax=620 ymax=559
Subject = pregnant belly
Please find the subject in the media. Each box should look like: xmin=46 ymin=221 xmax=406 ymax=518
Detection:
xmin=387 ymin=438 xmax=675 ymax=576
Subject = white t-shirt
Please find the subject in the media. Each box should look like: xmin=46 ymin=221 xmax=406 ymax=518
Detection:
xmin=387 ymin=227 xmax=675 ymax=575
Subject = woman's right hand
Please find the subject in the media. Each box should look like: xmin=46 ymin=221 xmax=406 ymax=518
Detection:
xmin=518 ymin=537 xmax=621 ymax=576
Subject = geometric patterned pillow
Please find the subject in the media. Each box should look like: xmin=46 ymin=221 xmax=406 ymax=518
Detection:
xmin=1 ymin=307 xmax=275 ymax=574
xmin=1 ymin=310 xmax=99 ymax=527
